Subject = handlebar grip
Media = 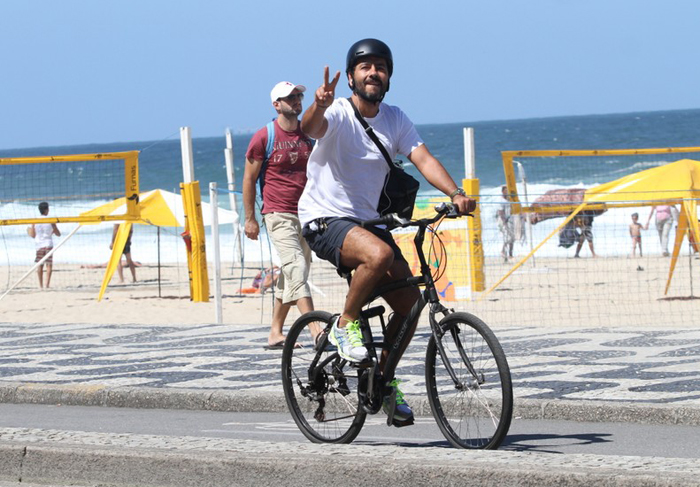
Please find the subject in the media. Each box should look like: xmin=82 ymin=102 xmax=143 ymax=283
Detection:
xmin=360 ymin=214 xmax=400 ymax=228
xmin=435 ymin=202 xmax=474 ymax=219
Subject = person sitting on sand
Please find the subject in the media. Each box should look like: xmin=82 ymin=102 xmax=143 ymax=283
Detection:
xmin=237 ymin=266 xmax=281 ymax=294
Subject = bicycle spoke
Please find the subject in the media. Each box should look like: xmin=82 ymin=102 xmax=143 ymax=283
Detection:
xmin=426 ymin=312 xmax=512 ymax=449
xmin=282 ymin=311 xmax=366 ymax=443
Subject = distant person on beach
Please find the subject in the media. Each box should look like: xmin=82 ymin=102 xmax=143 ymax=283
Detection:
xmin=646 ymin=205 xmax=678 ymax=256
xmin=629 ymin=212 xmax=644 ymax=258
xmin=243 ymin=80 xmax=315 ymax=350
xmin=558 ymin=220 xmax=580 ymax=249
xmin=298 ymin=38 xmax=476 ymax=426
xmin=574 ymin=213 xmax=596 ymax=258
xmin=110 ymin=224 xmax=137 ymax=283
xmin=497 ymin=185 xmax=516 ymax=263
xmin=27 ymin=201 xmax=60 ymax=289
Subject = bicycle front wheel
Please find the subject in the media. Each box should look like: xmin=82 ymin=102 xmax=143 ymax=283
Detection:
xmin=425 ymin=312 xmax=513 ymax=449
xmin=281 ymin=311 xmax=366 ymax=444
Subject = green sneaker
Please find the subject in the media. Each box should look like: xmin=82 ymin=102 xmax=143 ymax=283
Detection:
xmin=383 ymin=378 xmax=414 ymax=423
xmin=328 ymin=317 xmax=368 ymax=362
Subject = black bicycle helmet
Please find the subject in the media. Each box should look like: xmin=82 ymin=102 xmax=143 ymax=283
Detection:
xmin=346 ymin=38 xmax=393 ymax=77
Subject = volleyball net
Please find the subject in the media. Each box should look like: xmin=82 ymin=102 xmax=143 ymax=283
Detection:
xmin=0 ymin=151 xmax=140 ymax=226
xmin=501 ymin=146 xmax=700 ymax=215
xmin=0 ymin=151 xmax=158 ymax=296
xmin=2 ymin=144 xmax=698 ymax=329
xmin=276 ymin=147 xmax=700 ymax=329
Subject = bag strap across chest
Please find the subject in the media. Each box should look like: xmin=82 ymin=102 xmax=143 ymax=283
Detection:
xmin=347 ymin=98 xmax=395 ymax=169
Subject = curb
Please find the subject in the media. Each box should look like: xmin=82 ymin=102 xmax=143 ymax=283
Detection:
xmin=1 ymin=428 xmax=700 ymax=487
xmin=1 ymin=381 xmax=700 ymax=426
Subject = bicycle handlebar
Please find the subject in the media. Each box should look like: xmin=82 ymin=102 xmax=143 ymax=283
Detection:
xmin=360 ymin=203 xmax=471 ymax=230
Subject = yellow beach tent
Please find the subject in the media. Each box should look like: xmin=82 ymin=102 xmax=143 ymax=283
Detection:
xmin=81 ymin=189 xmax=238 ymax=300
xmin=484 ymin=159 xmax=700 ymax=297
xmin=81 ymin=189 xmax=238 ymax=227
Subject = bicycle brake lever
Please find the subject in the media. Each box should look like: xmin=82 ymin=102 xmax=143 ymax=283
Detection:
xmin=391 ymin=214 xmax=410 ymax=226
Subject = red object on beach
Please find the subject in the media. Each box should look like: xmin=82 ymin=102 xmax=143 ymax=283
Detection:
xmin=181 ymin=231 xmax=192 ymax=251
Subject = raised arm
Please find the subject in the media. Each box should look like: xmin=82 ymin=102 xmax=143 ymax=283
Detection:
xmin=301 ymin=66 xmax=340 ymax=139
xmin=408 ymin=144 xmax=476 ymax=214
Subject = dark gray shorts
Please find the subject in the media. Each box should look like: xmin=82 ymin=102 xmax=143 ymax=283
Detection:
xmin=302 ymin=217 xmax=405 ymax=275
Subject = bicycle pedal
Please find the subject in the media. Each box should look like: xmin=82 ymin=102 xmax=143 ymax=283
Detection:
xmin=354 ymin=358 xmax=373 ymax=369
xmin=391 ymin=416 xmax=415 ymax=428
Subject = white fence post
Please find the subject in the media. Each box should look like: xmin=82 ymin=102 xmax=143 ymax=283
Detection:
xmin=210 ymin=182 xmax=223 ymax=324
xmin=225 ymin=128 xmax=243 ymax=263
xmin=180 ymin=127 xmax=195 ymax=183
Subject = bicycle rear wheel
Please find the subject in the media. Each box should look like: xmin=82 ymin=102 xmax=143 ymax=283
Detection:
xmin=281 ymin=311 xmax=366 ymax=443
xmin=425 ymin=312 xmax=512 ymax=449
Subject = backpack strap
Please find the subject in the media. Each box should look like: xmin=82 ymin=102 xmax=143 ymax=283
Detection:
xmin=264 ymin=121 xmax=275 ymax=163
xmin=258 ymin=121 xmax=276 ymax=200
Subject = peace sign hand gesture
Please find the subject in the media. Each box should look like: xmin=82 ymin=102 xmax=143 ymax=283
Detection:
xmin=315 ymin=66 xmax=340 ymax=109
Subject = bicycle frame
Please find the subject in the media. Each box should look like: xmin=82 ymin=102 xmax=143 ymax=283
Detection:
xmin=358 ymin=208 xmax=472 ymax=398
xmin=283 ymin=204 xmax=512 ymax=447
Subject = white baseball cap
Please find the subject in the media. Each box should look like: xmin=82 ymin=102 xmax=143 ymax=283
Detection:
xmin=270 ymin=81 xmax=306 ymax=103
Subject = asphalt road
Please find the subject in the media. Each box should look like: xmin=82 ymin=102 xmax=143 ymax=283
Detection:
xmin=1 ymin=403 xmax=697 ymax=459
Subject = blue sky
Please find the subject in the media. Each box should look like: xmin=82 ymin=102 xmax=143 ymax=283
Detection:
xmin=1 ymin=0 xmax=699 ymax=150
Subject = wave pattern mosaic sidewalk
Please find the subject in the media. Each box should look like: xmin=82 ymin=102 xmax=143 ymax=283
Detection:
xmin=1 ymin=322 xmax=700 ymax=406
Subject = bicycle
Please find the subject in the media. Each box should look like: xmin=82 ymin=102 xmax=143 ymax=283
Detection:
xmin=281 ymin=203 xmax=513 ymax=449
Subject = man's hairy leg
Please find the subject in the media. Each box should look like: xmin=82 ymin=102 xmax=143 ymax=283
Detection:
xmin=378 ymin=260 xmax=421 ymax=372
xmin=338 ymin=226 xmax=394 ymax=327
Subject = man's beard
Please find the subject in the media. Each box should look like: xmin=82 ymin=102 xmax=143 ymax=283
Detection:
xmin=354 ymin=76 xmax=387 ymax=103
xmin=280 ymin=105 xmax=302 ymax=117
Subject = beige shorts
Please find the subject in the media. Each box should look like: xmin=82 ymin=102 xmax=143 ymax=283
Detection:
xmin=263 ymin=212 xmax=312 ymax=304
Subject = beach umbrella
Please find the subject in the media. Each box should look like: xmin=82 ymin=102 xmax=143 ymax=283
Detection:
xmin=80 ymin=189 xmax=239 ymax=300
xmin=80 ymin=188 xmax=238 ymax=227
xmin=529 ymin=188 xmax=606 ymax=224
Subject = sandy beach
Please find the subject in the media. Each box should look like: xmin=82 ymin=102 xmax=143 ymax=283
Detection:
xmin=1 ymin=252 xmax=697 ymax=330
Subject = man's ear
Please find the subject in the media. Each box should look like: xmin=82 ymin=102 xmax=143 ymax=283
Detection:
xmin=347 ymin=71 xmax=355 ymax=91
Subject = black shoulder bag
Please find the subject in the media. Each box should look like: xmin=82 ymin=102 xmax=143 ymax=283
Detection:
xmin=348 ymin=98 xmax=419 ymax=219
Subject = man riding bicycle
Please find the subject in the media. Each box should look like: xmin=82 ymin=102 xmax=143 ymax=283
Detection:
xmin=299 ymin=38 xmax=476 ymax=425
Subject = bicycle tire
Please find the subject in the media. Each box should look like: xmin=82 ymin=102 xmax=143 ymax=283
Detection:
xmin=425 ymin=312 xmax=513 ymax=449
xmin=281 ymin=311 xmax=366 ymax=443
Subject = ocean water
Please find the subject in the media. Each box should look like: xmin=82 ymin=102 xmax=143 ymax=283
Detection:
xmin=1 ymin=108 xmax=699 ymax=264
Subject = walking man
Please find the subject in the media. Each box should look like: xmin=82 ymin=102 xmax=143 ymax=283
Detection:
xmin=243 ymin=81 xmax=315 ymax=349
xmin=298 ymin=39 xmax=476 ymax=425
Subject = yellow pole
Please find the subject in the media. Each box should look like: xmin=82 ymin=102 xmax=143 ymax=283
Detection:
xmin=180 ymin=182 xmax=210 ymax=302
xmin=463 ymin=178 xmax=485 ymax=292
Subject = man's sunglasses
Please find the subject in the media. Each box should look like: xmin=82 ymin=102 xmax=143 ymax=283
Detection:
xmin=279 ymin=93 xmax=304 ymax=102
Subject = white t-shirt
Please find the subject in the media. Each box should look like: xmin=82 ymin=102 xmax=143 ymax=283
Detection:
xmin=298 ymin=98 xmax=424 ymax=226
xmin=34 ymin=221 xmax=55 ymax=249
